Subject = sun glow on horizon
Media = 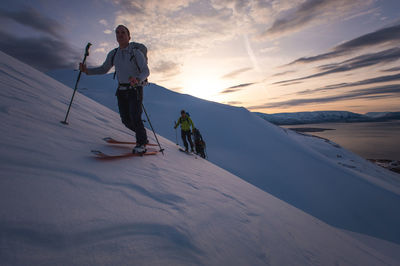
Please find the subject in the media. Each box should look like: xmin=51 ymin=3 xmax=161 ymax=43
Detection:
xmin=180 ymin=75 xmax=228 ymax=100
xmin=175 ymin=59 xmax=234 ymax=102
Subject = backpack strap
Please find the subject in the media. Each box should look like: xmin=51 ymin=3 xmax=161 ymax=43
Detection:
xmin=130 ymin=48 xmax=149 ymax=86
xmin=111 ymin=48 xmax=118 ymax=80
xmin=129 ymin=51 xmax=141 ymax=72
xmin=111 ymin=48 xmax=118 ymax=66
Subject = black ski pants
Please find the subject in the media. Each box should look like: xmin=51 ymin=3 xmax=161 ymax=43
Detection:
xmin=116 ymin=87 xmax=147 ymax=145
xmin=181 ymin=130 xmax=194 ymax=151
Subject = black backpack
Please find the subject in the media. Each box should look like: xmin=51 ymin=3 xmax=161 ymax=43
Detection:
xmin=193 ymin=128 xmax=203 ymax=142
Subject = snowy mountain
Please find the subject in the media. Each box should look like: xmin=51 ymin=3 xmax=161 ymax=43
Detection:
xmin=365 ymin=111 xmax=400 ymax=120
xmin=254 ymin=111 xmax=400 ymax=125
xmin=48 ymin=68 xmax=400 ymax=246
xmin=1 ymin=51 xmax=399 ymax=264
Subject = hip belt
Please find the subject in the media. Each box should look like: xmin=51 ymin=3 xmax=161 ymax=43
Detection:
xmin=117 ymin=83 xmax=141 ymax=90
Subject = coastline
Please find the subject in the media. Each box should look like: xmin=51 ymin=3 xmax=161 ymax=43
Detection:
xmin=288 ymin=127 xmax=400 ymax=175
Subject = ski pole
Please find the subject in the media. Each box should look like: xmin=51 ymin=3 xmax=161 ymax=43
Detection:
xmin=142 ymin=103 xmax=164 ymax=154
xmin=174 ymin=121 xmax=178 ymax=145
xmin=61 ymin=42 xmax=92 ymax=125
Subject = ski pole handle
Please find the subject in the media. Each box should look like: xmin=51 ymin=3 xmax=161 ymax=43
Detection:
xmin=84 ymin=42 xmax=92 ymax=57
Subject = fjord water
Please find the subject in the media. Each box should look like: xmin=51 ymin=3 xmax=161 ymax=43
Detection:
xmin=284 ymin=120 xmax=400 ymax=160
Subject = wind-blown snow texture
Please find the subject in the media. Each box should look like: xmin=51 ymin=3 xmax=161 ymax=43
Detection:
xmin=49 ymin=68 xmax=400 ymax=244
xmin=1 ymin=51 xmax=399 ymax=265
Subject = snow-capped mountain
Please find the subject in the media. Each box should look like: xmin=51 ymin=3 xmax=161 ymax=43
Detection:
xmin=2 ymin=51 xmax=399 ymax=264
xmin=255 ymin=111 xmax=400 ymax=125
xmin=365 ymin=112 xmax=400 ymax=120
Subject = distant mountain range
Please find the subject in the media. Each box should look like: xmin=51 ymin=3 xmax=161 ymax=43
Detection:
xmin=254 ymin=111 xmax=400 ymax=125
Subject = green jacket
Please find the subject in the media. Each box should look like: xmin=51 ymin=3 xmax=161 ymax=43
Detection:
xmin=175 ymin=116 xmax=195 ymax=131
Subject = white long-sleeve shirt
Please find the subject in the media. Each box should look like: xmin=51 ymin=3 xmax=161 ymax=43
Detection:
xmin=87 ymin=42 xmax=149 ymax=84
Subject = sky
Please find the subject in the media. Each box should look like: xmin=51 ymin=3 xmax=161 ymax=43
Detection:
xmin=1 ymin=0 xmax=399 ymax=114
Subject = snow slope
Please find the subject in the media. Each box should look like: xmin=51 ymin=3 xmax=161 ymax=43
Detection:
xmin=1 ymin=51 xmax=400 ymax=265
xmin=48 ymin=69 xmax=400 ymax=246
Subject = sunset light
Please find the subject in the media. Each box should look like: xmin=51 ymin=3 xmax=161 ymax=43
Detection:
xmin=1 ymin=1 xmax=400 ymax=265
xmin=1 ymin=0 xmax=399 ymax=114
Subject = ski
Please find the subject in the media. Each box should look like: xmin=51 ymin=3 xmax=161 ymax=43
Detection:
xmin=91 ymin=149 xmax=158 ymax=160
xmin=178 ymin=148 xmax=197 ymax=158
xmin=103 ymin=137 xmax=158 ymax=146
xmin=179 ymin=148 xmax=190 ymax=153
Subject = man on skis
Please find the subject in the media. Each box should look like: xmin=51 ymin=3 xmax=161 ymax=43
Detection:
xmin=174 ymin=110 xmax=195 ymax=152
xmin=79 ymin=25 xmax=150 ymax=154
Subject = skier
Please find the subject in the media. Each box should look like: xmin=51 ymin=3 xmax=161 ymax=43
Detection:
xmin=79 ymin=25 xmax=150 ymax=153
xmin=174 ymin=110 xmax=195 ymax=152
xmin=192 ymin=128 xmax=206 ymax=158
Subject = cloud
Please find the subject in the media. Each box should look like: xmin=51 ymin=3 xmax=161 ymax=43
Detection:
xmin=113 ymin=0 xmax=370 ymax=85
xmin=296 ymin=73 xmax=400 ymax=95
xmin=0 ymin=7 xmax=79 ymax=72
xmin=382 ymin=66 xmax=400 ymax=72
xmin=220 ymin=88 xmax=241 ymax=94
xmin=225 ymin=101 xmax=242 ymax=105
xmin=274 ymin=47 xmax=400 ymax=85
xmin=318 ymin=47 xmax=400 ymax=72
xmin=279 ymin=81 xmax=304 ymax=87
xmin=0 ymin=30 xmax=79 ymax=72
xmin=94 ymin=48 xmax=107 ymax=53
xmin=271 ymin=70 xmax=296 ymax=77
xmin=261 ymin=0 xmax=371 ymax=38
xmin=248 ymin=84 xmax=400 ymax=109
xmin=114 ymin=1 xmax=235 ymax=57
xmin=110 ymin=0 xmax=284 ymax=78
xmin=220 ymin=82 xmax=255 ymax=94
xmin=113 ymin=0 xmax=194 ymax=17
xmin=287 ymin=23 xmax=400 ymax=65
xmin=99 ymin=19 xmax=108 ymax=26
xmin=111 ymin=1 xmax=246 ymax=85
xmin=0 ymin=7 xmax=63 ymax=39
xmin=221 ymin=67 xmax=252 ymax=79
xmin=152 ymin=60 xmax=181 ymax=77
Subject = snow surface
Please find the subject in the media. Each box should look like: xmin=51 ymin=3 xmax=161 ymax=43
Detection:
xmin=49 ymin=69 xmax=400 ymax=245
xmin=1 ymin=51 xmax=400 ymax=265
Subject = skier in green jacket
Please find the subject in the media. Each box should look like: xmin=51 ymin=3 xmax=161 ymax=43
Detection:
xmin=174 ymin=110 xmax=195 ymax=152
